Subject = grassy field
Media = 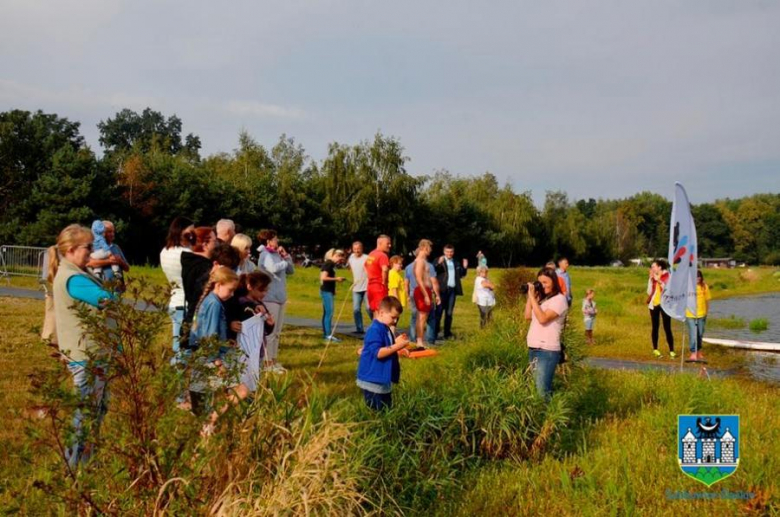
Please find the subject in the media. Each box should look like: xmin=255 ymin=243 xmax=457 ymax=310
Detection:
xmin=1 ymin=266 xmax=779 ymax=514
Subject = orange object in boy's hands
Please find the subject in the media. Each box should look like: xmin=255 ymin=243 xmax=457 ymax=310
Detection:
xmin=395 ymin=333 xmax=410 ymax=347
xmin=399 ymin=348 xmax=411 ymax=358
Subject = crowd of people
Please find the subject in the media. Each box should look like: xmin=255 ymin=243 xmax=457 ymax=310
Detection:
xmin=43 ymin=216 xmax=715 ymax=464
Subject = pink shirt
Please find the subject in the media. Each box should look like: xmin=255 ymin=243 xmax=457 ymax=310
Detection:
xmin=527 ymin=294 xmax=569 ymax=351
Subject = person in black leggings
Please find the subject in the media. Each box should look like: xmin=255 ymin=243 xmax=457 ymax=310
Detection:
xmin=647 ymin=259 xmax=675 ymax=358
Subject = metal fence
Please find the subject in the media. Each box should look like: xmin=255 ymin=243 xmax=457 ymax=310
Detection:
xmin=0 ymin=245 xmax=48 ymax=285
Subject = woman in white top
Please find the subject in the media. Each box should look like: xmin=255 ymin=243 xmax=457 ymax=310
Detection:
xmin=159 ymin=216 xmax=194 ymax=356
xmin=231 ymin=233 xmax=257 ymax=275
xmin=472 ymin=265 xmax=496 ymax=328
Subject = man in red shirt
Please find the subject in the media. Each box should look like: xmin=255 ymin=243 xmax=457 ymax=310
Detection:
xmin=365 ymin=234 xmax=391 ymax=313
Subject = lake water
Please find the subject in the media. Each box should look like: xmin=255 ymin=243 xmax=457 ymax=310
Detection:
xmin=708 ymin=293 xmax=780 ymax=383
xmin=708 ymin=293 xmax=780 ymax=343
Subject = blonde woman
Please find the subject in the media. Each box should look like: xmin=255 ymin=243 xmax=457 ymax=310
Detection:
xmin=320 ymin=248 xmax=346 ymax=342
xmin=231 ymin=233 xmax=257 ymax=275
xmin=52 ymin=224 xmax=114 ymax=468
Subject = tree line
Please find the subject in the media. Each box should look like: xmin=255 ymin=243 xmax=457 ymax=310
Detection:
xmin=1 ymin=108 xmax=779 ymax=266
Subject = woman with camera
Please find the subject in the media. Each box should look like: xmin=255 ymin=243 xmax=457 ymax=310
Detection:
xmin=524 ymin=268 xmax=569 ymax=399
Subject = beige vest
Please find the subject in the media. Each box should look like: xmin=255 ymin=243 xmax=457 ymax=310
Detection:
xmin=52 ymin=258 xmax=102 ymax=362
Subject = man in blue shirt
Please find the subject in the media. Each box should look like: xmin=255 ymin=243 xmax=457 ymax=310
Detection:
xmin=404 ymin=252 xmax=440 ymax=345
xmin=434 ymin=244 xmax=468 ymax=340
xmin=556 ymin=257 xmax=572 ymax=307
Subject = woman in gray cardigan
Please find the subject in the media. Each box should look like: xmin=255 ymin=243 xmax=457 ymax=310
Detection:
xmin=257 ymin=229 xmax=294 ymax=373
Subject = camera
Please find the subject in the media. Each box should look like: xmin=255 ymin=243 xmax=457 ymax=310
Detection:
xmin=519 ymin=281 xmax=543 ymax=296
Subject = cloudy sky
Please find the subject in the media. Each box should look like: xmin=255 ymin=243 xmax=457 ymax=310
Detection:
xmin=2 ymin=0 xmax=779 ymax=204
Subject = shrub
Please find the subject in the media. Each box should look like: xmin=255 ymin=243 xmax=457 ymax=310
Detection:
xmin=495 ymin=267 xmax=537 ymax=309
xmin=749 ymin=318 xmax=769 ymax=333
xmin=22 ymin=279 xmax=369 ymax=515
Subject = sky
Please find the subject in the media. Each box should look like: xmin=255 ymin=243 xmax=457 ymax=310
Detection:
xmin=2 ymin=0 xmax=779 ymax=205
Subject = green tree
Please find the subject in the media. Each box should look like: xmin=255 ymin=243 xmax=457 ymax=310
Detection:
xmin=0 ymin=110 xmax=91 ymax=244
xmin=97 ymin=108 xmax=200 ymax=158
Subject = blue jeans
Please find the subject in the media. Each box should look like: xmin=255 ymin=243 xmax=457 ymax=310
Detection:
xmin=435 ymin=289 xmax=458 ymax=338
xmin=409 ymin=303 xmax=437 ymax=344
xmin=66 ymin=361 xmax=108 ymax=469
xmin=352 ymin=291 xmax=372 ymax=332
xmin=362 ymin=389 xmax=392 ymax=411
xmin=169 ymin=306 xmax=185 ymax=361
xmin=321 ymin=291 xmax=335 ymax=338
xmin=686 ymin=317 xmax=706 ymax=353
xmin=528 ymin=349 xmax=560 ymax=400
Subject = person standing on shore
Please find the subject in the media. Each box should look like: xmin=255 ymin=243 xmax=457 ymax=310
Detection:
xmin=320 ymin=249 xmax=347 ymax=342
xmin=257 ymin=229 xmax=295 ymax=373
xmin=556 ymin=257 xmax=572 ymax=307
xmin=348 ymin=241 xmax=370 ymax=333
xmin=413 ymin=240 xmax=439 ymax=348
xmin=647 ymin=259 xmax=676 ymax=359
xmin=685 ymin=270 xmax=711 ymax=361
xmin=365 ymin=235 xmax=391 ymax=314
xmin=434 ymin=244 xmax=467 ymax=340
xmin=582 ymin=289 xmax=597 ymax=345
xmin=525 ymin=268 xmax=568 ymax=400
xmin=404 ymin=251 xmax=439 ymax=344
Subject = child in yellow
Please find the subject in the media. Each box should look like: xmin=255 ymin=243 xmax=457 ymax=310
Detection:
xmin=686 ymin=270 xmax=711 ymax=361
xmin=387 ymin=255 xmax=408 ymax=308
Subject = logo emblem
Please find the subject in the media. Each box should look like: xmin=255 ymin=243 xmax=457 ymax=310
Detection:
xmin=678 ymin=415 xmax=739 ymax=487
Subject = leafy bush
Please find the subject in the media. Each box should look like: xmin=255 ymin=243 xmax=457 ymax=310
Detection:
xmin=749 ymin=318 xmax=769 ymax=333
xmin=22 ymin=280 xmax=368 ymax=515
xmin=495 ymin=267 xmax=537 ymax=309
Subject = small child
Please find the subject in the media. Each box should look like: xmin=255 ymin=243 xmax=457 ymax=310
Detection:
xmin=582 ymin=289 xmax=597 ymax=345
xmin=89 ymin=220 xmax=123 ymax=282
xmin=387 ymin=255 xmax=408 ymax=308
xmin=188 ymin=267 xmax=240 ymax=419
xmin=227 ymin=271 xmax=276 ymax=384
xmin=472 ymin=266 xmax=496 ymax=328
xmin=356 ymin=296 xmax=409 ymax=410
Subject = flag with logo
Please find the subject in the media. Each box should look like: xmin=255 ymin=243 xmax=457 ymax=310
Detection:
xmin=661 ymin=182 xmax=698 ymax=321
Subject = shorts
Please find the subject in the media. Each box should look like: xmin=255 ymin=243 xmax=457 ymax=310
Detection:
xmin=413 ymin=286 xmax=433 ymax=312
xmin=584 ymin=318 xmax=595 ymax=331
xmin=367 ymin=284 xmax=388 ymax=311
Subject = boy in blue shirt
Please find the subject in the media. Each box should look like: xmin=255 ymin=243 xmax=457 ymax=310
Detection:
xmin=356 ymin=296 xmax=409 ymax=410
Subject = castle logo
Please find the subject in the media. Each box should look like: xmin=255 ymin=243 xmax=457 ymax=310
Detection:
xmin=678 ymin=415 xmax=739 ymax=487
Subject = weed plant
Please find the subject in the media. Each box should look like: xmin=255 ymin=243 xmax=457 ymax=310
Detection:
xmin=749 ymin=318 xmax=769 ymax=333
xmin=708 ymin=315 xmax=747 ymax=329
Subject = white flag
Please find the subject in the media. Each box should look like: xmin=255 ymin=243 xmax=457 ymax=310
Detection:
xmin=661 ymin=183 xmax=698 ymax=321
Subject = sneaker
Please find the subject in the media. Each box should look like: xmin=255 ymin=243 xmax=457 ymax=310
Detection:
xmin=697 ymin=351 xmax=705 ymax=361
xmin=325 ymin=336 xmax=342 ymax=343
xmin=669 ymin=351 xmax=678 ymax=359
xmin=272 ymin=363 xmax=287 ymax=374
xmin=652 ymin=350 xmax=662 ymax=358
xmin=688 ymin=353 xmax=698 ymax=361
